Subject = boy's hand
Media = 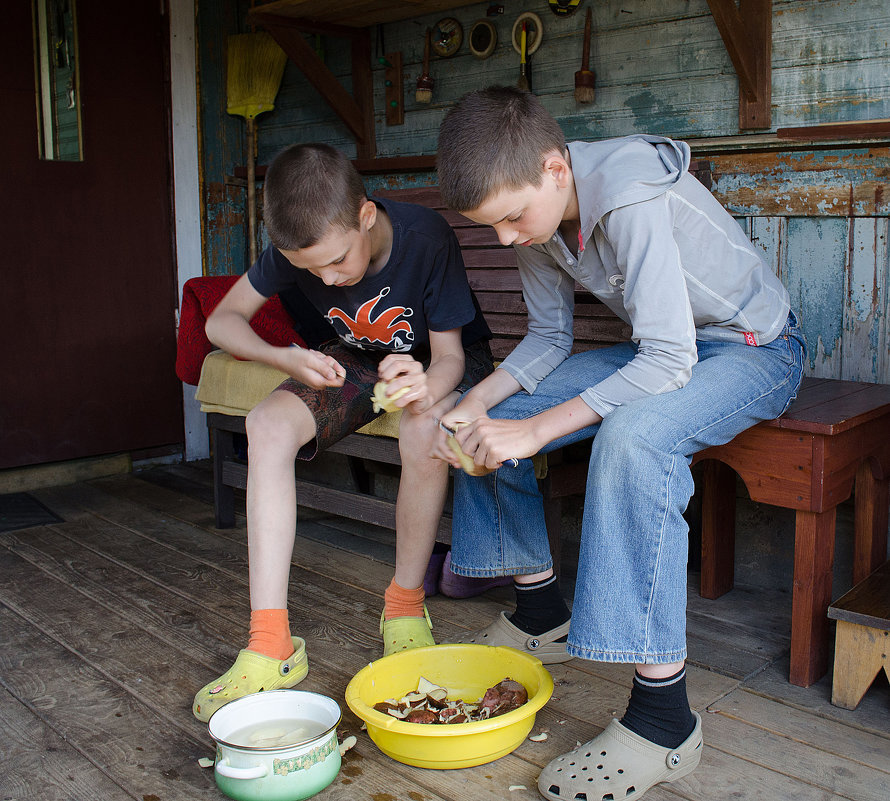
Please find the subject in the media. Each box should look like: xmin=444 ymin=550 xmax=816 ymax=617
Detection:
xmin=454 ymin=417 xmax=541 ymax=472
xmin=438 ymin=399 xmax=489 ymax=471
xmin=282 ymin=346 xmax=346 ymax=389
xmin=377 ymin=354 xmax=430 ymax=414
xmin=440 ymin=398 xmax=487 ymax=432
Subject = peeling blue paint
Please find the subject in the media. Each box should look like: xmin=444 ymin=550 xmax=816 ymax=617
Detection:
xmin=785 ymin=218 xmax=847 ymax=366
xmin=623 ymin=91 xmax=690 ymax=137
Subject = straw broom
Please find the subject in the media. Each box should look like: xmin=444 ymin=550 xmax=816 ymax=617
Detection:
xmin=226 ymin=31 xmax=287 ymax=264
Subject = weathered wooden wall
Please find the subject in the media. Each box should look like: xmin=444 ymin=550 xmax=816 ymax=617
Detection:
xmin=198 ymin=0 xmax=890 ymax=383
xmin=249 ymin=0 xmax=890 ymax=158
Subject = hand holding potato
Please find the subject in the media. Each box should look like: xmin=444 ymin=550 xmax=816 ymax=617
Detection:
xmin=444 ymin=422 xmax=495 ymax=476
xmin=373 ymin=355 xmax=431 ymax=414
xmin=371 ymin=380 xmax=411 ymax=413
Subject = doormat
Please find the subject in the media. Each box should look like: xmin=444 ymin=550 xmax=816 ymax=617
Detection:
xmin=0 ymin=492 xmax=63 ymax=533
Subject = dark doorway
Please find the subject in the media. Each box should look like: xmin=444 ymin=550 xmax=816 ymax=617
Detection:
xmin=1 ymin=1 xmax=183 ymax=468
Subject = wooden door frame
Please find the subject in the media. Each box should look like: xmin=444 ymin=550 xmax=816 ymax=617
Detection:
xmin=170 ymin=0 xmax=209 ymax=461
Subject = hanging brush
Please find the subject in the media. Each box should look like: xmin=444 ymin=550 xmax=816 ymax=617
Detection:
xmin=415 ymin=28 xmax=434 ymax=104
xmin=517 ymin=21 xmax=529 ymax=92
xmin=574 ymin=7 xmax=596 ymax=104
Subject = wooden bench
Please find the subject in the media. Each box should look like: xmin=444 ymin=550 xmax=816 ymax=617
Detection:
xmin=827 ymin=559 xmax=890 ymax=709
xmin=204 ymin=182 xmax=632 ymax=561
xmin=694 ymin=379 xmax=890 ymax=686
xmin=202 ymin=176 xmax=890 ymax=689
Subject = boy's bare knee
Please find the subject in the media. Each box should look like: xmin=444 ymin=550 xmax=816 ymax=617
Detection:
xmin=245 ymin=393 xmax=314 ymax=455
xmin=398 ymin=410 xmax=438 ymax=463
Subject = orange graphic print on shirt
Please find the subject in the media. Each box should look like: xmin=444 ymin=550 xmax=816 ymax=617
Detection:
xmin=326 ymin=287 xmax=415 ymax=351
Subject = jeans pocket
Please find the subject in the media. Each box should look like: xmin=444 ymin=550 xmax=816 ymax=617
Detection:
xmin=776 ymin=324 xmax=806 ymax=416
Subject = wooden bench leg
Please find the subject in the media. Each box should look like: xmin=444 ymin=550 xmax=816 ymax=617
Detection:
xmin=347 ymin=454 xmax=373 ymax=495
xmin=831 ymin=620 xmax=890 ymax=709
xmin=700 ymin=460 xmax=737 ymax=599
xmin=853 ymin=460 xmax=889 ymax=585
xmin=212 ymin=425 xmax=236 ymax=529
xmin=790 ymin=507 xmax=836 ymax=687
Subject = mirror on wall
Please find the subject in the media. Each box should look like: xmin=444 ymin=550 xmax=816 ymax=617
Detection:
xmin=32 ymin=0 xmax=83 ymax=161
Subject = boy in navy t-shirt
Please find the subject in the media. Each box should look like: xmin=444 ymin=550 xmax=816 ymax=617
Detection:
xmin=192 ymin=143 xmax=492 ymax=722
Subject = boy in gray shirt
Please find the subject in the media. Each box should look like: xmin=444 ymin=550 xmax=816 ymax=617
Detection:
xmin=436 ymin=86 xmax=805 ymax=801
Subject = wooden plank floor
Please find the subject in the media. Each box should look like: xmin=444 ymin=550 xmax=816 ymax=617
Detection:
xmin=1 ymin=462 xmax=888 ymax=801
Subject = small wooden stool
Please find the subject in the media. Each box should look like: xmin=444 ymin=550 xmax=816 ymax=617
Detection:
xmin=827 ymin=560 xmax=890 ymax=709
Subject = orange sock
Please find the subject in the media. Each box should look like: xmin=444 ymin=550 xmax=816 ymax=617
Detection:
xmin=384 ymin=579 xmax=425 ymax=620
xmin=247 ymin=609 xmax=294 ymax=660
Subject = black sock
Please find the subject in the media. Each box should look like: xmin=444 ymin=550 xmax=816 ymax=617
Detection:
xmin=619 ymin=667 xmax=696 ymax=749
xmin=506 ymin=575 xmax=571 ymax=636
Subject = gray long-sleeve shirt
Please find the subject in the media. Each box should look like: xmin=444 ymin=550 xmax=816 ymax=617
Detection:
xmin=497 ymin=135 xmax=790 ymax=418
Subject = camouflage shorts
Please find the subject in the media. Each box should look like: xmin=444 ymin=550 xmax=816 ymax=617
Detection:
xmin=275 ymin=339 xmax=494 ymax=460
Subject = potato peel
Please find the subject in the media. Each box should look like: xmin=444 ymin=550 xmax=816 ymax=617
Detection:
xmin=373 ymin=677 xmax=528 ymax=725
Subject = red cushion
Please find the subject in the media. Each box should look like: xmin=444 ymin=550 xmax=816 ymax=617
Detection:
xmin=176 ymin=275 xmax=305 ymax=385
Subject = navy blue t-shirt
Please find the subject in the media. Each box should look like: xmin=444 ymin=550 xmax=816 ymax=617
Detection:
xmin=247 ymin=197 xmax=490 ymax=353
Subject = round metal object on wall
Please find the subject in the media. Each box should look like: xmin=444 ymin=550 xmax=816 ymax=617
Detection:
xmin=431 ymin=17 xmax=463 ymax=58
xmin=468 ymin=19 xmax=497 ymax=59
xmin=548 ymin=0 xmax=582 ymax=16
xmin=511 ymin=11 xmax=543 ymax=56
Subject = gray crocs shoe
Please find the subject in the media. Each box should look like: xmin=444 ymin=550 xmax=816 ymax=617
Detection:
xmin=538 ymin=711 xmax=703 ymax=801
xmin=450 ymin=611 xmax=573 ymax=664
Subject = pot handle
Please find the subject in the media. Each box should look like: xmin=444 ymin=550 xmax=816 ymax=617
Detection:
xmin=215 ymin=760 xmax=269 ymax=780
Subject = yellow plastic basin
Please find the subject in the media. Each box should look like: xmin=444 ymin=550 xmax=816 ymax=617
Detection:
xmin=345 ymin=643 xmax=553 ymax=769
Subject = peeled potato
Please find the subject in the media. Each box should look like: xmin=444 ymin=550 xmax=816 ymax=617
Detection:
xmin=371 ymin=380 xmax=411 ymax=413
xmin=445 ymin=423 xmax=494 ymax=477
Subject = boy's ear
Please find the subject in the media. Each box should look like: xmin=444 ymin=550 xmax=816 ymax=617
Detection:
xmin=358 ymin=198 xmax=377 ymax=230
xmin=543 ymin=152 xmax=572 ymax=190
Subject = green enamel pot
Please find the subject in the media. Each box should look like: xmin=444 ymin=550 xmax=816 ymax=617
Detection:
xmin=208 ymin=690 xmax=341 ymax=801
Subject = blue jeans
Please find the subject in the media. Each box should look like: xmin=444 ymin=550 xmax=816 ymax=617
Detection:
xmin=450 ymin=313 xmax=806 ymax=664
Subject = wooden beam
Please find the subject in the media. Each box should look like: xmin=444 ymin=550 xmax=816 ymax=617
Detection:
xmin=248 ymin=11 xmax=360 ymax=39
xmin=351 ymin=28 xmax=375 ymax=159
xmin=235 ymin=155 xmax=437 ymax=181
xmin=739 ymin=0 xmax=771 ymax=130
xmin=706 ymin=0 xmax=772 ymax=130
xmin=777 ymin=120 xmax=890 ymax=141
xmin=352 ymin=155 xmax=436 ymax=174
xmin=248 ymin=10 xmax=374 ymax=152
xmin=706 ymin=0 xmax=758 ymax=100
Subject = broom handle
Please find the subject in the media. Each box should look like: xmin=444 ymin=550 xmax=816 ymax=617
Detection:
xmin=246 ymin=117 xmax=257 ymax=265
xmin=582 ymin=8 xmax=591 ymax=70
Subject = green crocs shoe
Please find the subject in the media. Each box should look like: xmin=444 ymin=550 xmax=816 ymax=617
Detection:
xmin=192 ymin=636 xmax=309 ymax=722
xmin=380 ymin=606 xmax=435 ymax=656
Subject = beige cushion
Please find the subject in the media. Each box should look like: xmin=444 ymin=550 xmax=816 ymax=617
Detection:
xmin=194 ymin=350 xmax=545 ymax=475
xmin=196 ymin=350 xmax=287 ymax=415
